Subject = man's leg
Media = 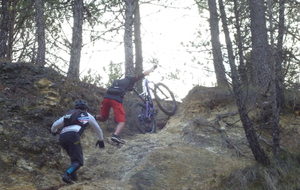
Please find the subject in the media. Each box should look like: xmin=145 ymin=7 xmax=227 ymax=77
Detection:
xmin=111 ymin=122 xmax=125 ymax=144
xmin=95 ymin=114 xmax=107 ymax=122
xmin=114 ymin=122 xmax=125 ymax=135
xmin=111 ymin=102 xmax=126 ymax=144
xmin=95 ymin=99 xmax=110 ymax=122
xmin=61 ymin=132 xmax=83 ymax=184
xmin=62 ymin=162 xmax=81 ymax=184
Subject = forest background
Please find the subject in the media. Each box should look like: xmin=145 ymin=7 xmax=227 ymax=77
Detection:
xmin=1 ymin=0 xmax=211 ymax=100
xmin=0 ymin=0 xmax=300 ymax=166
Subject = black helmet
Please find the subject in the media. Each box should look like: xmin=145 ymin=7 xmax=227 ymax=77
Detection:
xmin=75 ymin=100 xmax=88 ymax=110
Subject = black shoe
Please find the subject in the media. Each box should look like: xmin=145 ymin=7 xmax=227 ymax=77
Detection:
xmin=111 ymin=134 xmax=125 ymax=144
xmin=70 ymin=172 xmax=78 ymax=181
xmin=62 ymin=172 xmax=73 ymax=184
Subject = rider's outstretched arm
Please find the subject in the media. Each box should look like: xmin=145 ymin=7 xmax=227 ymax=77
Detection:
xmin=143 ymin=65 xmax=156 ymax=76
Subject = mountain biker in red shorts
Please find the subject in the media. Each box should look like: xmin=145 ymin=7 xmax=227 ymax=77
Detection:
xmin=95 ymin=66 xmax=156 ymax=144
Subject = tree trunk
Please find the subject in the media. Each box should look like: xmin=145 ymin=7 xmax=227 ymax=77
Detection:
xmin=133 ymin=0 xmax=143 ymax=91
xmin=207 ymin=0 xmax=227 ymax=87
xmin=124 ymin=0 xmax=136 ymax=77
xmin=67 ymin=0 xmax=83 ymax=79
xmin=0 ymin=0 xmax=10 ymax=59
xmin=233 ymin=0 xmax=248 ymax=84
xmin=275 ymin=0 xmax=285 ymax=108
xmin=219 ymin=0 xmax=270 ymax=165
xmin=35 ymin=0 xmax=46 ymax=66
xmin=7 ymin=0 xmax=16 ymax=61
xmin=249 ymin=0 xmax=270 ymax=88
xmin=267 ymin=0 xmax=281 ymax=157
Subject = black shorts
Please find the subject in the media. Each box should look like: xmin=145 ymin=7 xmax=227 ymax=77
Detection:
xmin=59 ymin=131 xmax=84 ymax=166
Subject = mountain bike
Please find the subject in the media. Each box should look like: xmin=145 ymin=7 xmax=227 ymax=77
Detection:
xmin=131 ymin=67 xmax=177 ymax=134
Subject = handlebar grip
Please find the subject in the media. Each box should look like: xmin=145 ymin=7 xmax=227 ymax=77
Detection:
xmin=153 ymin=65 xmax=157 ymax=70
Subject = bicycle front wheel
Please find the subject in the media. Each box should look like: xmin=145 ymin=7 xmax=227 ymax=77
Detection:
xmin=154 ymin=83 xmax=177 ymax=116
xmin=132 ymin=103 xmax=156 ymax=134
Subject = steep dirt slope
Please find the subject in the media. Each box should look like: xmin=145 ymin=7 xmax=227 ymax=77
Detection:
xmin=1 ymin=62 xmax=300 ymax=190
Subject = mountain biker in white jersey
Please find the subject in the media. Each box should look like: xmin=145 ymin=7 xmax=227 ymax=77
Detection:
xmin=51 ymin=100 xmax=105 ymax=184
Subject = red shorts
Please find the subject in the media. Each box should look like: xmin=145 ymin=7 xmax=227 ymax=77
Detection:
xmin=100 ymin=98 xmax=126 ymax=122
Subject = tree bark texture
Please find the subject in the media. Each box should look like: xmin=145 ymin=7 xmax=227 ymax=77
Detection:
xmin=249 ymin=0 xmax=270 ymax=87
xmin=233 ymin=0 xmax=248 ymax=85
xmin=267 ymin=0 xmax=281 ymax=157
xmin=0 ymin=0 xmax=10 ymax=59
xmin=35 ymin=0 xmax=46 ymax=66
xmin=275 ymin=0 xmax=285 ymax=108
xmin=7 ymin=0 xmax=16 ymax=61
xmin=133 ymin=0 xmax=143 ymax=92
xmin=67 ymin=0 xmax=83 ymax=79
xmin=208 ymin=0 xmax=227 ymax=87
xmin=124 ymin=0 xmax=136 ymax=77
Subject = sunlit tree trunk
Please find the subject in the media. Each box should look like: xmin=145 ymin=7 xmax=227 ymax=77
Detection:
xmin=124 ymin=0 xmax=136 ymax=77
xmin=34 ymin=0 xmax=45 ymax=66
xmin=207 ymin=0 xmax=227 ymax=87
xmin=67 ymin=0 xmax=83 ymax=79
xmin=219 ymin=0 xmax=270 ymax=165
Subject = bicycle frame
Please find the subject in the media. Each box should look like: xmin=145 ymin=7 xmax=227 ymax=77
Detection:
xmin=133 ymin=78 xmax=156 ymax=118
xmin=132 ymin=72 xmax=177 ymax=133
xmin=132 ymin=66 xmax=177 ymax=134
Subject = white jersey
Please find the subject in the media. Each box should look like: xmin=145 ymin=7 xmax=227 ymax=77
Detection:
xmin=51 ymin=111 xmax=104 ymax=141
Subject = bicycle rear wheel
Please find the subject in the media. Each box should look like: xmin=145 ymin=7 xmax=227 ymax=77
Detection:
xmin=132 ymin=103 xmax=156 ymax=134
xmin=154 ymin=82 xmax=177 ymax=116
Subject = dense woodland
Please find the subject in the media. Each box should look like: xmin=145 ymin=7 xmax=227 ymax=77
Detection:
xmin=0 ymin=0 xmax=300 ymax=165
